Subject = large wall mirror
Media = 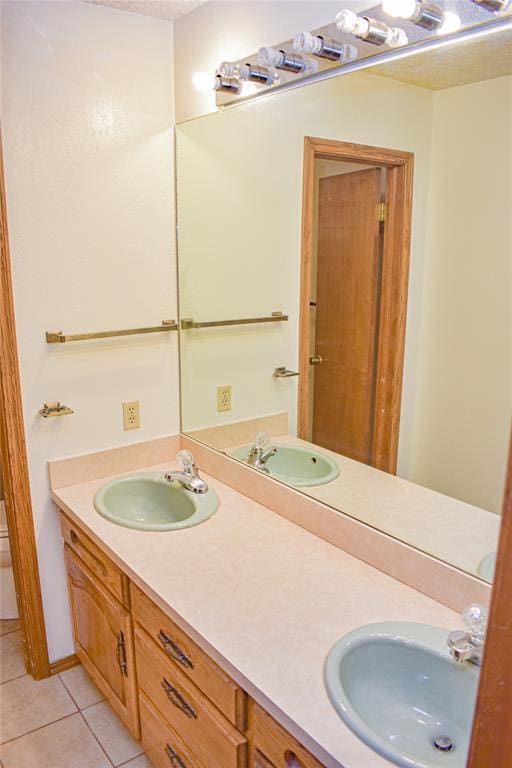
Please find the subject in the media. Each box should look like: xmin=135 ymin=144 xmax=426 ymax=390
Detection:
xmin=176 ymin=28 xmax=511 ymax=584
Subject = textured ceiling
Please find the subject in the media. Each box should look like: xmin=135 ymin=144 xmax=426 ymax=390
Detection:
xmin=372 ymin=30 xmax=512 ymax=90
xmin=81 ymin=0 xmax=207 ymax=21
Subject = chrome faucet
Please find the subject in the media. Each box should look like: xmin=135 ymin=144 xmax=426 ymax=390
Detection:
xmin=447 ymin=603 xmax=487 ymax=666
xmin=247 ymin=432 xmax=277 ymax=471
xmin=165 ymin=450 xmax=208 ymax=494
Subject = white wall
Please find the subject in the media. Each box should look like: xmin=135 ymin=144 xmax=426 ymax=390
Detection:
xmin=1 ymin=1 xmax=179 ymax=661
xmin=174 ymin=0 xmax=371 ymax=122
xmin=408 ymin=76 xmax=512 ymax=512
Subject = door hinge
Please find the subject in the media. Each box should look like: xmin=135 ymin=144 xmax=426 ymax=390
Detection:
xmin=376 ymin=201 xmax=388 ymax=222
xmin=116 ymin=631 xmax=128 ymax=677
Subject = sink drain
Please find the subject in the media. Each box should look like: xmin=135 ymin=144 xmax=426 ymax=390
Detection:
xmin=433 ymin=736 xmax=455 ymax=752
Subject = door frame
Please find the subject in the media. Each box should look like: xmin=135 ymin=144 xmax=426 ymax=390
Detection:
xmin=298 ymin=136 xmax=414 ymax=473
xmin=468 ymin=430 xmax=512 ymax=766
xmin=0 ymin=126 xmax=50 ymax=678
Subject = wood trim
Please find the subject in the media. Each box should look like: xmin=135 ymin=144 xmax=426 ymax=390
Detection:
xmin=50 ymin=653 xmax=80 ymax=675
xmin=467 ymin=429 xmax=512 ymax=767
xmin=298 ymin=136 xmax=413 ymax=473
xmin=371 ymin=160 xmax=414 ymax=473
xmin=0 ymin=125 xmax=50 ymax=678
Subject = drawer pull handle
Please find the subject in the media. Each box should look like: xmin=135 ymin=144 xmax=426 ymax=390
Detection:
xmin=116 ymin=631 xmax=128 ymax=677
xmin=161 ymin=677 xmax=197 ymax=719
xmin=158 ymin=630 xmax=193 ymax=669
xmin=164 ymin=744 xmax=187 ymax=768
xmin=69 ymin=529 xmax=108 ymax=577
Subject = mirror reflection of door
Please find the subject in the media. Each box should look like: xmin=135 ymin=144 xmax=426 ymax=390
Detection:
xmin=300 ymin=139 xmax=414 ymax=473
xmin=312 ymin=165 xmax=384 ymax=464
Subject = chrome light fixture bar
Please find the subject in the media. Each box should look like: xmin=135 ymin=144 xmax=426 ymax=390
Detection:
xmin=258 ymin=47 xmax=319 ymax=74
xmin=293 ymin=31 xmax=358 ymax=62
xmin=336 ymin=9 xmax=409 ymax=46
xmin=208 ymin=1 xmax=512 ymax=107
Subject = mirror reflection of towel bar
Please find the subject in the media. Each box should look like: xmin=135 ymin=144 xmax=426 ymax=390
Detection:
xmin=181 ymin=311 xmax=288 ymax=329
xmin=273 ymin=366 xmax=299 ymax=378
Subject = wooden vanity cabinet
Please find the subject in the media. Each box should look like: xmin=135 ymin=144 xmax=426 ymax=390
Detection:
xmin=60 ymin=511 xmax=325 ymax=768
xmin=64 ymin=546 xmax=139 ymax=737
xmin=250 ymin=704 xmax=325 ymax=768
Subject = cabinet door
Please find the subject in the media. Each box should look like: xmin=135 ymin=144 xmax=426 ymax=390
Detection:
xmin=64 ymin=545 xmax=139 ymax=738
xmin=251 ymin=703 xmax=324 ymax=768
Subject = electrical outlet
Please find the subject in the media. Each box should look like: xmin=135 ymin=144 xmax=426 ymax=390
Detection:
xmin=217 ymin=385 xmax=231 ymax=413
xmin=122 ymin=401 xmax=140 ymax=430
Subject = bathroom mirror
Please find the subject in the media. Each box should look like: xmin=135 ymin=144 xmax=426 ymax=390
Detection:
xmin=176 ymin=27 xmax=512 ymax=583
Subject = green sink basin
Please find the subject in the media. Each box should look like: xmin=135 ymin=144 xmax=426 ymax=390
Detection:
xmin=230 ymin=443 xmax=339 ymax=487
xmin=94 ymin=471 xmax=219 ymax=531
xmin=324 ymin=622 xmax=478 ymax=768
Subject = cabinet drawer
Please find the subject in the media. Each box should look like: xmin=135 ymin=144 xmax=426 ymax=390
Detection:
xmin=135 ymin=626 xmax=247 ymax=768
xmin=251 ymin=703 xmax=325 ymax=768
xmin=132 ymin=583 xmax=246 ymax=728
xmin=140 ymin=691 xmax=205 ymax=768
xmin=60 ymin=513 xmax=129 ymax=607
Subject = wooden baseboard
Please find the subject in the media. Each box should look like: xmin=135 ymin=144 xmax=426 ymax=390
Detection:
xmin=49 ymin=653 xmax=80 ymax=675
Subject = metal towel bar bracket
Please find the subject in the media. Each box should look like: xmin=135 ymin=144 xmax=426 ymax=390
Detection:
xmin=45 ymin=320 xmax=178 ymax=344
xmin=181 ymin=311 xmax=288 ymax=329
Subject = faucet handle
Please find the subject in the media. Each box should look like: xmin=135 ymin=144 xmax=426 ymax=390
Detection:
xmin=177 ymin=449 xmax=196 ymax=472
xmin=462 ymin=603 xmax=488 ymax=643
xmin=255 ymin=431 xmax=270 ymax=449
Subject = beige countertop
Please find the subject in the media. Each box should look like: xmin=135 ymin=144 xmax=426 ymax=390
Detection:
xmin=228 ymin=434 xmax=499 ymax=579
xmin=52 ymin=461 xmax=466 ymax=768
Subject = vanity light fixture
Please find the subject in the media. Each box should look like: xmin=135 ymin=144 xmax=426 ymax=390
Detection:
xmin=335 ymin=9 xmax=409 ymax=47
xmin=213 ymin=74 xmax=243 ymax=95
xmin=469 ymin=0 xmax=510 ymax=10
xmin=219 ymin=60 xmax=278 ymax=86
xmin=258 ymin=46 xmax=319 ymax=74
xmin=292 ymin=31 xmax=358 ymax=62
xmin=381 ymin=0 xmax=461 ymax=33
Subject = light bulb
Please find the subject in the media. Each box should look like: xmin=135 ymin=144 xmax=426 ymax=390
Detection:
xmin=336 ymin=9 xmax=408 ymax=47
xmin=218 ymin=61 xmax=239 ymax=78
xmin=192 ymin=71 xmax=216 ymax=92
xmin=382 ymin=0 xmax=417 ymax=18
xmin=438 ymin=10 xmax=461 ymax=33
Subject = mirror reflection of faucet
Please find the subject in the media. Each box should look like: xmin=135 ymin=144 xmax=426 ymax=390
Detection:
xmin=246 ymin=432 xmax=277 ymax=472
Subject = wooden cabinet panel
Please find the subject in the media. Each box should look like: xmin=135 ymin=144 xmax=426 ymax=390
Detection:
xmin=140 ymin=691 xmax=206 ymax=768
xmin=64 ymin=546 xmax=139 ymax=738
xmin=253 ymin=750 xmax=277 ymax=768
xmin=251 ymin=703 xmax=324 ymax=768
xmin=61 ymin=513 xmax=129 ymax=607
xmin=135 ymin=625 xmax=247 ymax=768
xmin=132 ymin=582 xmax=246 ymax=729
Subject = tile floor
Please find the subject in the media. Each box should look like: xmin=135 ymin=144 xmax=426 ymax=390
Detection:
xmin=0 ymin=619 xmax=151 ymax=768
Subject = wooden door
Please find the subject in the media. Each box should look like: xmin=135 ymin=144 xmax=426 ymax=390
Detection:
xmin=64 ymin=546 xmax=139 ymax=738
xmin=312 ymin=167 xmax=382 ymax=463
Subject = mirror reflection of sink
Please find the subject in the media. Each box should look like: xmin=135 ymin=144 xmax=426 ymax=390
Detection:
xmin=324 ymin=622 xmax=478 ymax=768
xmin=230 ymin=443 xmax=339 ymax=487
xmin=94 ymin=472 xmax=219 ymax=531
xmin=477 ymin=552 xmax=495 ymax=583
